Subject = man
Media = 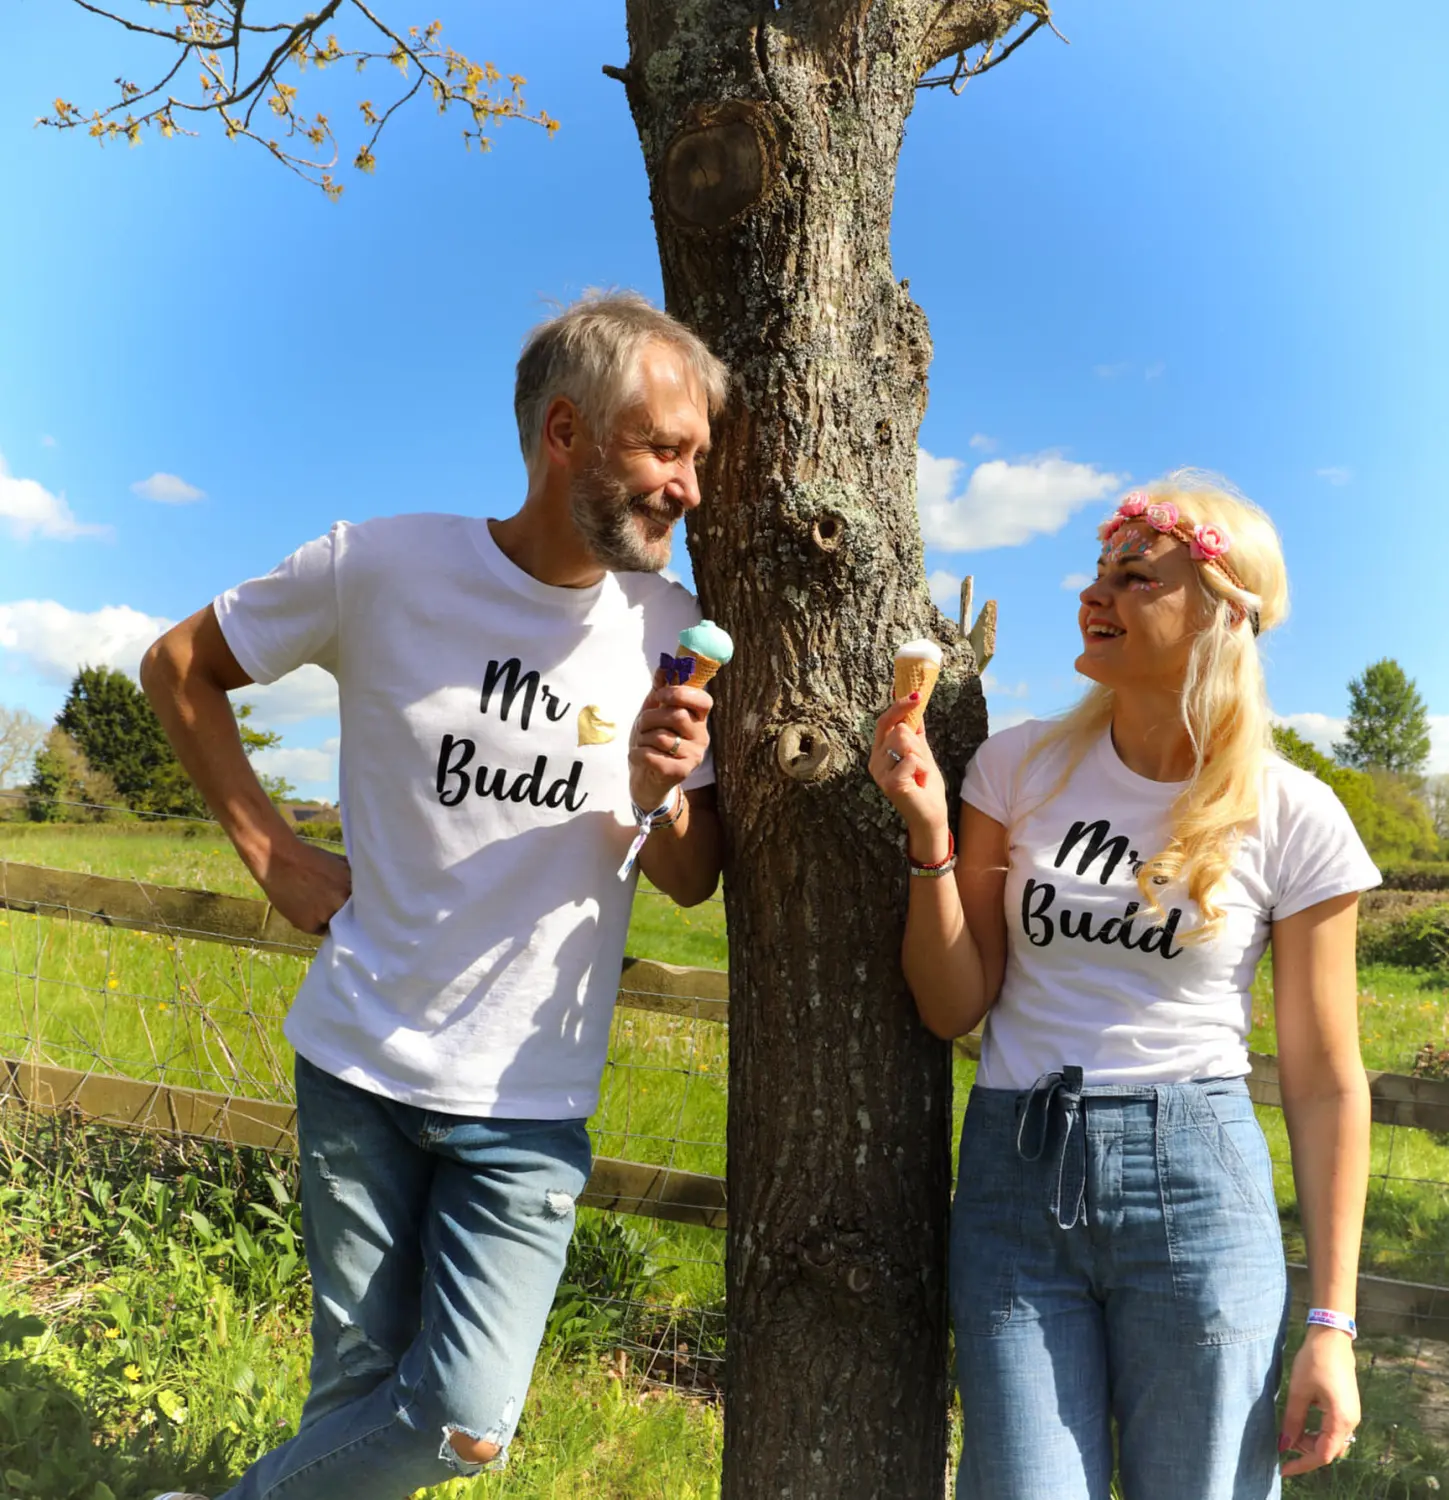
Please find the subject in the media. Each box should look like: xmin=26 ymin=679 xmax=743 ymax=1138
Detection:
xmin=143 ymin=292 xmax=728 ymax=1500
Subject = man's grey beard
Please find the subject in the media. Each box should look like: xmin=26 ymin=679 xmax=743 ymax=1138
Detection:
xmin=570 ymin=463 xmax=681 ymax=574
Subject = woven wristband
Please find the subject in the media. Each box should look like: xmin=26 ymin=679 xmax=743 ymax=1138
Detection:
xmin=617 ymin=786 xmax=684 ymax=881
xmin=1305 ymin=1308 xmax=1357 ymax=1338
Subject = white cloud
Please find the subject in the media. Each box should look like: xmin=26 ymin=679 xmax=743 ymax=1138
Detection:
xmin=1061 ymin=572 xmax=1092 ymax=591
xmin=0 ymin=599 xmax=338 ymax=730
xmin=918 ymin=450 xmax=1125 ymax=552
xmin=131 ymin=472 xmax=206 ymax=504
xmin=253 ymin=737 xmax=340 ymax=791
xmin=1429 ymin=716 xmax=1449 ymax=775
xmin=1272 ymin=712 xmax=1345 ymax=758
xmin=982 ymin=672 xmax=1029 ymax=700
xmin=0 ymin=452 xmax=110 ymax=542
xmin=968 ymin=434 xmax=997 ymax=452
xmin=0 ymin=599 xmax=171 ymax=681
xmin=1315 ymin=466 xmax=1353 ymax=487
xmin=40 ymin=435 xmax=57 ymax=448
xmin=233 ymin=667 xmax=339 ymax=727
xmin=1275 ymin=712 xmax=1449 ymax=775
xmin=927 ymin=568 xmax=962 ymax=612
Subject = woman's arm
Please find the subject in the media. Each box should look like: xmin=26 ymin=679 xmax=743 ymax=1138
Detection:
xmin=1271 ymin=891 xmax=1369 ymax=1476
xmin=902 ymin=803 xmax=1008 ymax=1039
xmin=869 ymin=698 xmax=1009 ymax=1040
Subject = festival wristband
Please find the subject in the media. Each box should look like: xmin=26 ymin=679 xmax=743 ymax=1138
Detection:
xmin=617 ymin=786 xmax=685 ymax=881
xmin=1305 ymin=1308 xmax=1357 ymax=1338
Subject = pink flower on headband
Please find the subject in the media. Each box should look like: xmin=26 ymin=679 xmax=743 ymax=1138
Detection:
xmin=1098 ymin=514 xmax=1125 ymax=541
xmin=1191 ymin=522 xmax=1231 ymax=561
xmin=1144 ymin=501 xmax=1179 ymax=532
xmin=1118 ymin=493 xmax=1149 ymax=518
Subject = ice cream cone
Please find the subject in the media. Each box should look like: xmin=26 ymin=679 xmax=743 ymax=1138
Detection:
xmin=687 ymin=652 xmax=724 ymax=689
xmin=893 ymin=638 xmax=944 ymax=730
xmin=675 ymin=620 xmax=734 ymax=691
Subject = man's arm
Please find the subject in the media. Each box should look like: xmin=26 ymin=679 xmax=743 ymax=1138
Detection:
xmin=140 ymin=604 xmax=351 ymax=934
xmin=637 ymin=783 xmax=722 ymax=907
xmin=629 ymin=674 xmax=722 ymax=907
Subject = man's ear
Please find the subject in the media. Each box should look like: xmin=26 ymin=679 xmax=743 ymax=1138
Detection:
xmin=541 ymin=396 xmax=582 ymax=468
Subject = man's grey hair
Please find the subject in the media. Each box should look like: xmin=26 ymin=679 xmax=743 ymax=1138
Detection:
xmin=514 ymin=292 xmax=729 ymax=466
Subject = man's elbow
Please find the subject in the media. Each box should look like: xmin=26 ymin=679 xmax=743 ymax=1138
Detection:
xmin=138 ymin=632 xmax=178 ymax=705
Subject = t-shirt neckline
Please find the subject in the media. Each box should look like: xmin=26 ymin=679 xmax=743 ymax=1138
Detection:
xmin=1095 ymin=727 xmax=1191 ymax=798
xmin=471 ymin=517 xmax=615 ymax=618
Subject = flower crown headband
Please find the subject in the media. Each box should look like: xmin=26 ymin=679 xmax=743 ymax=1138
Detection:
xmin=1098 ymin=491 xmax=1251 ymax=594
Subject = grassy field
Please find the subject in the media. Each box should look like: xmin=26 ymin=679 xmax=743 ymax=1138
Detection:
xmin=1 ymin=824 xmax=1446 ymax=1497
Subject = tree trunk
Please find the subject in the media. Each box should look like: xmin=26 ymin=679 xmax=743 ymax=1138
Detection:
xmin=616 ymin=4 xmax=1029 ymax=1495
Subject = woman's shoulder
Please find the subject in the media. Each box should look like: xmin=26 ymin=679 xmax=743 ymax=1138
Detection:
xmin=970 ymin=716 xmax=1075 ymax=776
xmin=1260 ymin=751 xmax=1351 ymax=826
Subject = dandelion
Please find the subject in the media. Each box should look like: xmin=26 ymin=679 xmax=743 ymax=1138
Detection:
xmin=107 ymin=978 xmax=119 ymax=990
xmin=123 ymin=1363 xmax=141 ymax=1382
xmin=103 ymin=1327 xmax=120 ymax=1339
xmin=158 ymin=1002 xmax=169 ymax=1013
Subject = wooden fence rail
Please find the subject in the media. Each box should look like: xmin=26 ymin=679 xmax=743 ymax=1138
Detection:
xmin=2 ymin=859 xmax=1446 ymax=1341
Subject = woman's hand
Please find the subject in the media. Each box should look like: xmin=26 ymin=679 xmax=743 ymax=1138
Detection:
xmin=1279 ymin=1327 xmax=1361 ymax=1475
xmin=869 ymin=694 xmax=951 ymax=860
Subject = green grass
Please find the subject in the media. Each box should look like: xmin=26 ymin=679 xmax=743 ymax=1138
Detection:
xmin=3 ymin=827 xmax=1448 ymax=1494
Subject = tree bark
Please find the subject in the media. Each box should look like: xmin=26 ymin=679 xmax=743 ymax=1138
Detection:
xmin=617 ymin=4 xmax=1030 ymax=1495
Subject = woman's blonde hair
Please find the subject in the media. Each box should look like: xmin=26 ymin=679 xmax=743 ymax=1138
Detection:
xmin=1025 ymin=469 xmax=1289 ymax=940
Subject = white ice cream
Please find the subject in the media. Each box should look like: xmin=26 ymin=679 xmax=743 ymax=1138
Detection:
xmin=894 ymin=637 xmax=944 ymax=666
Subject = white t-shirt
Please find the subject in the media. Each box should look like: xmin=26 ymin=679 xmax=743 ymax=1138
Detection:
xmin=961 ymin=719 xmax=1380 ymax=1089
xmin=215 ymin=513 xmax=713 ymax=1119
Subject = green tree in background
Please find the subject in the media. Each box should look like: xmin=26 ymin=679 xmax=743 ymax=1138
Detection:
xmin=1425 ymin=773 xmax=1449 ymax=854
xmin=56 ymin=665 xmax=204 ymax=818
xmin=1334 ymin=658 xmax=1433 ymax=780
xmin=24 ymin=726 xmax=120 ymax=822
xmin=1272 ymin=724 xmax=1439 ymax=864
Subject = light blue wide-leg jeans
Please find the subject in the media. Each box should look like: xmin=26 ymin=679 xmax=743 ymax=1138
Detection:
xmin=952 ymin=1072 xmax=1290 ymax=1500
xmin=218 ymin=1055 xmax=591 ymax=1500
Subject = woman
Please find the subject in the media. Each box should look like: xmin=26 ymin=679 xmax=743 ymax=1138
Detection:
xmin=871 ymin=473 xmax=1377 ymax=1499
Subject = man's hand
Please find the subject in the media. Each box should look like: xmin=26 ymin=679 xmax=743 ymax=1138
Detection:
xmin=629 ymin=668 xmax=712 ymax=811
xmin=257 ymin=833 xmax=353 ymax=936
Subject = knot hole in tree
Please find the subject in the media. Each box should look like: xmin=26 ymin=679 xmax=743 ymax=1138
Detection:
xmin=663 ymin=102 xmax=778 ymax=231
xmin=776 ymin=722 xmax=834 ymax=782
xmin=811 ymin=512 xmax=845 ymax=552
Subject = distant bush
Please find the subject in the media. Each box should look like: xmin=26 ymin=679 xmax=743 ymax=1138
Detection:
xmin=1358 ymin=903 xmax=1449 ymax=969
xmin=296 ymin=819 xmax=344 ymax=845
xmin=1378 ymin=862 xmax=1449 ymax=892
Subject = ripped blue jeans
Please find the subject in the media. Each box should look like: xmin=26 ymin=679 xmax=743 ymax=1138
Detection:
xmin=217 ymin=1054 xmax=591 ymax=1500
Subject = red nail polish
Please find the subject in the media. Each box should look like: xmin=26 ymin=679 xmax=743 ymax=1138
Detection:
xmin=909 ymin=691 xmax=920 ymax=702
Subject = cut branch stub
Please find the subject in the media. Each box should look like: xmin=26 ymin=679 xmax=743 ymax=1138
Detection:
xmin=662 ymin=102 xmax=778 ymax=230
xmin=775 ymin=721 xmax=836 ymax=782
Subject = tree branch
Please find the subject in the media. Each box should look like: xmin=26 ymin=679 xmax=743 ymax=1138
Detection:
xmin=43 ymin=1 xmax=557 ymax=196
xmin=917 ymin=0 xmax=1063 ymax=79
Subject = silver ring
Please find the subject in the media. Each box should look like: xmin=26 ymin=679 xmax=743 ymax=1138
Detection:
xmin=668 ymin=732 xmax=682 ymax=758
xmin=885 ymin=748 xmax=903 ymax=764
xmin=1343 ymin=1432 xmax=1357 ymax=1447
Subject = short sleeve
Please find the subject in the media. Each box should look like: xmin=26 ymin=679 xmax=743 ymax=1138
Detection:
xmin=961 ymin=727 xmax=1018 ymax=825
xmin=1270 ymin=773 xmax=1382 ymax=921
xmin=213 ymin=526 xmax=343 ymax=685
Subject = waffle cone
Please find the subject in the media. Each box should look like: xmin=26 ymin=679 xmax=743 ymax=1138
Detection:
xmin=894 ymin=658 xmax=940 ymax=730
xmin=687 ymin=652 xmax=723 ymax=689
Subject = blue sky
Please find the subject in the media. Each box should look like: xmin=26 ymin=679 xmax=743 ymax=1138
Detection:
xmin=2 ymin=0 xmax=1446 ymax=799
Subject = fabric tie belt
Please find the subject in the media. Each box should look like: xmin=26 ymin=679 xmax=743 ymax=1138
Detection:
xmin=1015 ymin=1065 xmax=1087 ymax=1230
